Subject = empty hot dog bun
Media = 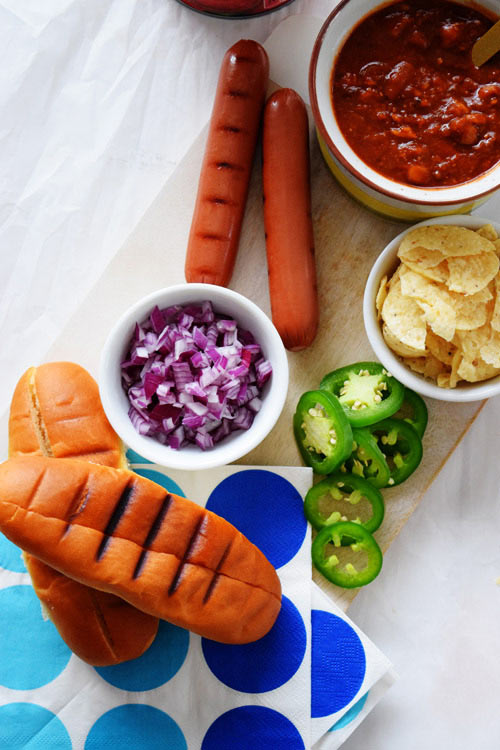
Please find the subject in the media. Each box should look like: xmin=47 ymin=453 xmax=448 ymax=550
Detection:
xmin=0 ymin=456 xmax=282 ymax=644
xmin=8 ymin=362 xmax=159 ymax=666
xmin=9 ymin=362 xmax=127 ymax=468
xmin=23 ymin=552 xmax=158 ymax=666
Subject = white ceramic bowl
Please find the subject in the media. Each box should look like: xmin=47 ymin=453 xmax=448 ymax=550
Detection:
xmin=99 ymin=284 xmax=289 ymax=469
xmin=363 ymin=215 xmax=500 ymax=402
xmin=309 ymin=0 xmax=500 ymax=221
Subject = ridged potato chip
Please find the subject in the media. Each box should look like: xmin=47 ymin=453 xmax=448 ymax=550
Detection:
xmin=381 ymin=278 xmax=427 ymax=352
xmin=398 ymin=225 xmax=494 ymax=259
xmin=375 ymin=275 xmax=388 ymax=320
xmin=447 ymin=252 xmax=499 ymax=295
xmin=476 ymin=224 xmax=498 ymax=242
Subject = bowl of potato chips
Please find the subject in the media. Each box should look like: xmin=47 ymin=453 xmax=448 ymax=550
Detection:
xmin=364 ymin=215 xmax=500 ymax=401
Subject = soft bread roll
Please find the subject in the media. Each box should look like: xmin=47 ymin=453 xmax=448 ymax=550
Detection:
xmin=9 ymin=362 xmax=127 ymax=468
xmin=0 ymin=456 xmax=282 ymax=644
xmin=8 ymin=362 xmax=158 ymax=665
xmin=23 ymin=552 xmax=158 ymax=666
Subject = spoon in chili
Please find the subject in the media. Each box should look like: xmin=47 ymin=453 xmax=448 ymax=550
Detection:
xmin=472 ymin=18 xmax=500 ymax=67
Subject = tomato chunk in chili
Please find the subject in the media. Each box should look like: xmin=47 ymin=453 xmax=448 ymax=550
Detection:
xmin=331 ymin=0 xmax=500 ymax=187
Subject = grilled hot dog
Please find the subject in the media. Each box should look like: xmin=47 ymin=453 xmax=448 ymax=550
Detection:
xmin=262 ymin=88 xmax=319 ymax=351
xmin=184 ymin=39 xmax=269 ymax=287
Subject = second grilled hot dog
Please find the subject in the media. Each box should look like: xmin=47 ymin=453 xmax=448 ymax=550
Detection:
xmin=262 ymin=88 xmax=319 ymax=351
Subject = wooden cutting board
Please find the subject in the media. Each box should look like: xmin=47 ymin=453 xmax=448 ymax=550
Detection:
xmin=24 ymin=82 xmax=482 ymax=611
xmin=1 ymin=15 xmax=483 ymax=611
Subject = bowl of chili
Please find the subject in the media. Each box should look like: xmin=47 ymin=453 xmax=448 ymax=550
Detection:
xmin=309 ymin=0 xmax=500 ymax=221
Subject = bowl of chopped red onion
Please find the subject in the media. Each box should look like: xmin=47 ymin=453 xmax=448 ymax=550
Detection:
xmin=99 ymin=284 xmax=289 ymax=470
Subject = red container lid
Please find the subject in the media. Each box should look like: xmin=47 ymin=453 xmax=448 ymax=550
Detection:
xmin=176 ymin=0 xmax=295 ymax=18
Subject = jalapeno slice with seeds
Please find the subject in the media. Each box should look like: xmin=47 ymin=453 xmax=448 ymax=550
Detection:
xmin=320 ymin=362 xmax=405 ymax=428
xmin=366 ymin=417 xmax=423 ymax=487
xmin=304 ymin=472 xmax=384 ymax=535
xmin=343 ymin=428 xmax=391 ymax=488
xmin=312 ymin=521 xmax=383 ymax=588
xmin=293 ymin=390 xmax=353 ymax=475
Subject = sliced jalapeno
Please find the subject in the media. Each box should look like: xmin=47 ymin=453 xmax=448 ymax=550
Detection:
xmin=312 ymin=521 xmax=383 ymax=588
xmin=393 ymin=388 xmax=428 ymax=440
xmin=343 ymin=428 xmax=391 ymax=488
xmin=367 ymin=417 xmax=423 ymax=487
xmin=304 ymin=472 xmax=384 ymax=535
xmin=293 ymin=390 xmax=353 ymax=475
xmin=320 ymin=361 xmax=405 ymax=428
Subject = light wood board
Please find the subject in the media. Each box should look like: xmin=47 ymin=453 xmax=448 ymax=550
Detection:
xmin=14 ymin=92 xmax=480 ymax=611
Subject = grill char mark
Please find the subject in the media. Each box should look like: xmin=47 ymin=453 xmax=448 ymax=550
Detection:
xmin=203 ymin=541 xmax=233 ymax=605
xmin=168 ymin=515 xmax=206 ymax=596
xmin=96 ymin=482 xmax=134 ymax=561
xmin=132 ymin=493 xmax=172 ymax=580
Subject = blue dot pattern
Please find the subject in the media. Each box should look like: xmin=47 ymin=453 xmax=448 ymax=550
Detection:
xmin=0 ymin=586 xmax=71 ymax=690
xmin=85 ymin=705 xmax=187 ymax=749
xmin=132 ymin=467 xmax=185 ymax=497
xmin=0 ymin=464 xmax=373 ymax=748
xmin=206 ymin=470 xmax=307 ymax=569
xmin=0 ymin=703 xmax=71 ymax=750
xmin=202 ymin=596 xmax=306 ymax=693
xmin=0 ymin=534 xmax=26 ymax=572
xmin=201 ymin=706 xmax=305 ymax=750
xmin=96 ymin=620 xmax=189 ymax=691
xmin=311 ymin=610 xmax=366 ymax=718
xmin=126 ymin=448 xmax=153 ymax=464
xmin=329 ymin=692 xmax=368 ymax=730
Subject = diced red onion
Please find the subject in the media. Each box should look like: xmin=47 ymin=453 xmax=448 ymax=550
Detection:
xmin=121 ymin=300 xmax=271 ymax=450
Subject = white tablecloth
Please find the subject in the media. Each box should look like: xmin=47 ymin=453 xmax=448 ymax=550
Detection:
xmin=2 ymin=1 xmax=500 ymax=748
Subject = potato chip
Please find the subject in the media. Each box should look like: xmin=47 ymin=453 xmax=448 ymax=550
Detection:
xmin=399 ymin=246 xmax=445 ymax=268
xmin=381 ymin=279 xmax=427 ymax=351
xmin=398 ymin=225 xmax=494 ymax=259
xmin=375 ymin=275 xmax=388 ymax=320
xmin=437 ymin=372 xmax=452 ymax=388
xmin=426 ymin=330 xmax=456 ymax=366
xmin=449 ymin=350 xmax=462 ymax=388
xmin=454 ymin=324 xmax=491 ymax=360
xmin=400 ymin=257 xmax=449 ymax=284
xmin=490 ymin=276 xmax=500 ymax=332
xmin=479 ymin=330 xmax=500 ymax=368
xmin=450 ymin=286 xmax=492 ymax=331
xmin=399 ymin=269 xmax=456 ymax=341
xmin=381 ymin=225 xmax=500 ymax=388
xmin=382 ymin=323 xmax=426 ymax=357
xmin=423 ymin=353 xmax=449 ymax=379
xmin=403 ymin=357 xmax=427 ymax=374
xmin=447 ymin=251 xmax=499 ymax=294
xmin=457 ymin=356 xmax=500 ymax=383
xmin=476 ymin=224 xmax=498 ymax=242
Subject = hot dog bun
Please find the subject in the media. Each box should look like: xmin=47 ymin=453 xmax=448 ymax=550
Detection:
xmin=23 ymin=552 xmax=158 ymax=666
xmin=8 ymin=362 xmax=158 ymax=665
xmin=0 ymin=456 xmax=282 ymax=644
xmin=9 ymin=362 xmax=127 ymax=468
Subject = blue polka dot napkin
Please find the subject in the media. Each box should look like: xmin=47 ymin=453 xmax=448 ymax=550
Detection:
xmin=0 ymin=459 xmax=395 ymax=749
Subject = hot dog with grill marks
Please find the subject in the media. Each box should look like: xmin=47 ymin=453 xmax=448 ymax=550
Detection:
xmin=262 ymin=88 xmax=319 ymax=351
xmin=8 ymin=362 xmax=159 ymax=665
xmin=184 ymin=39 xmax=269 ymax=287
xmin=0 ymin=456 xmax=282 ymax=644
